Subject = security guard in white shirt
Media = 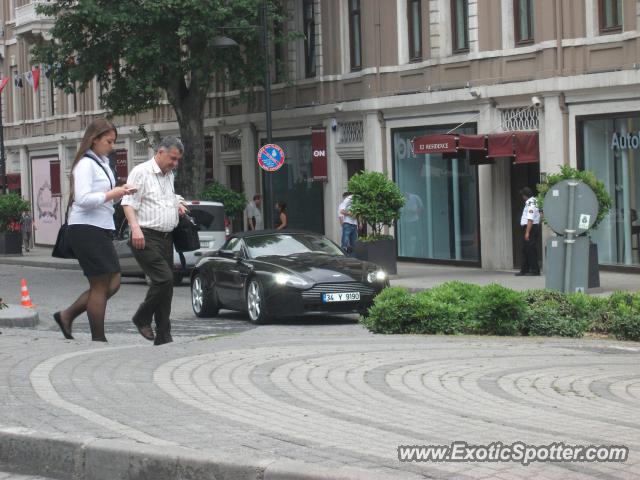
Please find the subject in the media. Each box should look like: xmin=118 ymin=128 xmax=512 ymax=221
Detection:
xmin=516 ymin=187 xmax=541 ymax=276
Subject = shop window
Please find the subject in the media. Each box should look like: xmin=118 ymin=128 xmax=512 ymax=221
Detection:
xmin=349 ymin=0 xmax=362 ymax=71
xmin=393 ymin=127 xmax=480 ymax=263
xmin=514 ymin=0 xmax=534 ymax=45
xmin=407 ymin=0 xmax=422 ymax=61
xmin=303 ymin=0 xmax=316 ymax=78
xmin=451 ymin=0 xmax=469 ymax=53
xmin=580 ymin=116 xmax=640 ymax=267
xmin=599 ymin=0 xmax=623 ymax=34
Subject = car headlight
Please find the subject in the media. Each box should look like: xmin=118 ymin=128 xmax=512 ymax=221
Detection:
xmin=367 ymin=270 xmax=387 ymax=283
xmin=274 ymin=272 xmax=309 ymax=287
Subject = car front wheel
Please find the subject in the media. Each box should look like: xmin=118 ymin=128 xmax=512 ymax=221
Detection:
xmin=246 ymin=279 xmax=270 ymax=324
xmin=191 ymin=274 xmax=220 ymax=318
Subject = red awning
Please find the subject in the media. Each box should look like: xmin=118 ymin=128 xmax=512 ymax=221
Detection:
xmin=458 ymin=134 xmax=486 ymax=150
xmin=412 ymin=134 xmax=457 ymax=154
xmin=514 ymin=131 xmax=539 ymax=164
xmin=487 ymin=133 xmax=514 ymax=158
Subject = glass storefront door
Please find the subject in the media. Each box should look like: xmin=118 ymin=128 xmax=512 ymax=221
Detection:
xmin=392 ymin=127 xmax=480 ymax=263
xmin=581 ymin=116 xmax=640 ymax=267
xmin=261 ymin=136 xmax=324 ymax=234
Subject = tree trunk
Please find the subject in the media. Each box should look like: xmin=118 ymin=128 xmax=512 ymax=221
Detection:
xmin=167 ymin=80 xmax=206 ymax=199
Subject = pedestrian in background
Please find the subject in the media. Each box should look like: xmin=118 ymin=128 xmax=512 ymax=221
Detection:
xmin=20 ymin=210 xmax=33 ymax=252
xmin=275 ymin=201 xmax=288 ymax=230
xmin=516 ymin=186 xmax=541 ymax=276
xmin=339 ymin=192 xmax=358 ymax=254
xmin=245 ymin=194 xmax=263 ymax=230
xmin=121 ymin=137 xmax=186 ymax=345
xmin=53 ymin=118 xmax=134 ymax=342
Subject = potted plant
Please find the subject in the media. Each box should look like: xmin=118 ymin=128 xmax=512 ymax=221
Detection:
xmin=348 ymin=171 xmax=405 ymax=274
xmin=0 ymin=193 xmax=30 ymax=255
xmin=537 ymin=165 xmax=612 ymax=288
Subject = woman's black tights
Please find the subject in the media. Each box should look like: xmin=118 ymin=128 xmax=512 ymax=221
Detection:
xmin=60 ymin=273 xmax=121 ymax=342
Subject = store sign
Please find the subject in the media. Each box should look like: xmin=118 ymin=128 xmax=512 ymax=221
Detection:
xmin=311 ymin=128 xmax=327 ymax=181
xmin=412 ymin=134 xmax=457 ymax=154
xmin=611 ymin=132 xmax=640 ymax=150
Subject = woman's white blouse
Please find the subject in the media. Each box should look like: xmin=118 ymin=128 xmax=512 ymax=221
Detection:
xmin=68 ymin=151 xmax=116 ymax=230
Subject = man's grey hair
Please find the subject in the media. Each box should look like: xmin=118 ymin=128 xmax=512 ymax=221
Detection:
xmin=158 ymin=136 xmax=184 ymax=153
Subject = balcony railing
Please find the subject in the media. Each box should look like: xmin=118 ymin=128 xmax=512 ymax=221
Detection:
xmin=15 ymin=0 xmax=54 ymax=36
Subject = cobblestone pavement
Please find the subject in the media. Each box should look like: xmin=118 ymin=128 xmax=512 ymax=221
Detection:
xmin=1 ymin=322 xmax=640 ymax=479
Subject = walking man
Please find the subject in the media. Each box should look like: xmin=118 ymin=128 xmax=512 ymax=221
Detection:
xmin=121 ymin=137 xmax=186 ymax=345
xmin=338 ymin=192 xmax=358 ymax=254
xmin=516 ymin=187 xmax=541 ymax=276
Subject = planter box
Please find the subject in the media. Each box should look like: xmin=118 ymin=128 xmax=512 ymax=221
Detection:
xmin=0 ymin=232 xmax=21 ymax=255
xmin=354 ymin=237 xmax=397 ymax=274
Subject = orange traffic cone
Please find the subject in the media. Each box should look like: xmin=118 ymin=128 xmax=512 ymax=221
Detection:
xmin=20 ymin=279 xmax=34 ymax=308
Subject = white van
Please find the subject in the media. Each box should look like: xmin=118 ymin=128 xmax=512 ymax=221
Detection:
xmin=113 ymin=200 xmax=227 ymax=285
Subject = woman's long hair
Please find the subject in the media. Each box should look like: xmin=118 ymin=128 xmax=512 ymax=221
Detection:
xmin=68 ymin=118 xmax=117 ymax=205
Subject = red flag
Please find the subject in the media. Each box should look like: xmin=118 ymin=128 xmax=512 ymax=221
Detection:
xmin=32 ymin=66 xmax=40 ymax=91
xmin=0 ymin=77 xmax=8 ymax=94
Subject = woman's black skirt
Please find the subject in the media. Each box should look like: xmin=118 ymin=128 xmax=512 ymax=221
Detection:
xmin=68 ymin=224 xmax=120 ymax=277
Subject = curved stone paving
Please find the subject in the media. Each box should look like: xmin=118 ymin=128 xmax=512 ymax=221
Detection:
xmin=0 ymin=327 xmax=639 ymax=479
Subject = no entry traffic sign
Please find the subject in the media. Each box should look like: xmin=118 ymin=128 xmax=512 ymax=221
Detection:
xmin=257 ymin=144 xmax=285 ymax=172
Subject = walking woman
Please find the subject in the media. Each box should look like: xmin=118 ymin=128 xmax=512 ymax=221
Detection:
xmin=53 ymin=118 xmax=134 ymax=342
xmin=275 ymin=201 xmax=288 ymax=230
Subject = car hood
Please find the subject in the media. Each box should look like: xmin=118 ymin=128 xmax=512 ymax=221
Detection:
xmin=253 ymin=253 xmax=379 ymax=283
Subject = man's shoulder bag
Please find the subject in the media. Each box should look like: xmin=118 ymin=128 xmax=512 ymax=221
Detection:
xmin=173 ymin=214 xmax=200 ymax=253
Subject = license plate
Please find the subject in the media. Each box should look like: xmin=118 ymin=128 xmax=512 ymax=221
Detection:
xmin=322 ymin=292 xmax=360 ymax=302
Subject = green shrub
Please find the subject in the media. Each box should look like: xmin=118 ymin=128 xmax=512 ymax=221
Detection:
xmin=476 ymin=284 xmax=526 ymax=336
xmin=0 ymin=193 xmax=30 ymax=233
xmin=360 ymin=287 xmax=418 ymax=334
xmin=607 ymin=291 xmax=640 ymax=341
xmin=415 ymin=282 xmax=482 ymax=334
xmin=521 ymin=290 xmax=591 ymax=338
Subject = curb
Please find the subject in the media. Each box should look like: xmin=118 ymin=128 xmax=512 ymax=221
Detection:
xmin=0 ymin=430 xmax=419 ymax=480
xmin=0 ymin=304 xmax=39 ymax=328
xmin=0 ymin=257 xmax=80 ymax=270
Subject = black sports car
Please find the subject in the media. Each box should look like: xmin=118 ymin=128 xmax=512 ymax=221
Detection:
xmin=190 ymin=230 xmax=389 ymax=323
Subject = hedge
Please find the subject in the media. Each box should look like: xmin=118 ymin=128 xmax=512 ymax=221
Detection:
xmin=360 ymin=283 xmax=640 ymax=341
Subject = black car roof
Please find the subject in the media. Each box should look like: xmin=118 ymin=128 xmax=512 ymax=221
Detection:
xmin=230 ymin=229 xmax=322 ymax=239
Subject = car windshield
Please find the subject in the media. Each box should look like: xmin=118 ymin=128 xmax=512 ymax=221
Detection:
xmin=243 ymin=233 xmax=344 ymax=258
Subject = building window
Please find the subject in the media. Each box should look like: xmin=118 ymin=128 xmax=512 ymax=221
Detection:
xmin=407 ymin=0 xmax=422 ymax=61
xmin=514 ymin=0 xmax=534 ymax=44
xmin=599 ymin=0 xmax=623 ymax=33
xmin=303 ymin=0 xmax=316 ymax=77
xmin=349 ymin=0 xmax=362 ymax=71
xmin=451 ymin=0 xmax=469 ymax=53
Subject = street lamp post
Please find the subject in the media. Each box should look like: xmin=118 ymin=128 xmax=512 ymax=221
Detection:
xmin=0 ymin=93 xmax=6 ymax=195
xmin=260 ymin=0 xmax=275 ymax=228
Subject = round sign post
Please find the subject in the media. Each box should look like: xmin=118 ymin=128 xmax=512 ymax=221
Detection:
xmin=257 ymin=144 xmax=285 ymax=228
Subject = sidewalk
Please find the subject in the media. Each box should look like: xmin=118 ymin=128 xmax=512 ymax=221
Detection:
xmin=2 ymin=246 xmax=638 ymax=294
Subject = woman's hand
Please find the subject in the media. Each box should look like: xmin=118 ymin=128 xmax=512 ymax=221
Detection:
xmin=106 ymin=186 xmax=129 ymax=202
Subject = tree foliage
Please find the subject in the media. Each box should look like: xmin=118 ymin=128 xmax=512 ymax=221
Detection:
xmin=0 ymin=194 xmax=30 ymax=233
xmin=33 ymin=0 xmax=292 ymax=197
xmin=347 ymin=171 xmax=405 ymax=239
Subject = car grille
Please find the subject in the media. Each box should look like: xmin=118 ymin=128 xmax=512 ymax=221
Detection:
xmin=302 ymin=281 xmax=375 ymax=300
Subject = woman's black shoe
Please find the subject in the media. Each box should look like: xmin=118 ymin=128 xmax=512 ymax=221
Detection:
xmin=53 ymin=312 xmax=74 ymax=340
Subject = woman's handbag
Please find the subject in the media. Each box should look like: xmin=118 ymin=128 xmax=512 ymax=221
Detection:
xmin=52 ymin=219 xmax=74 ymax=259
xmin=173 ymin=214 xmax=200 ymax=252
